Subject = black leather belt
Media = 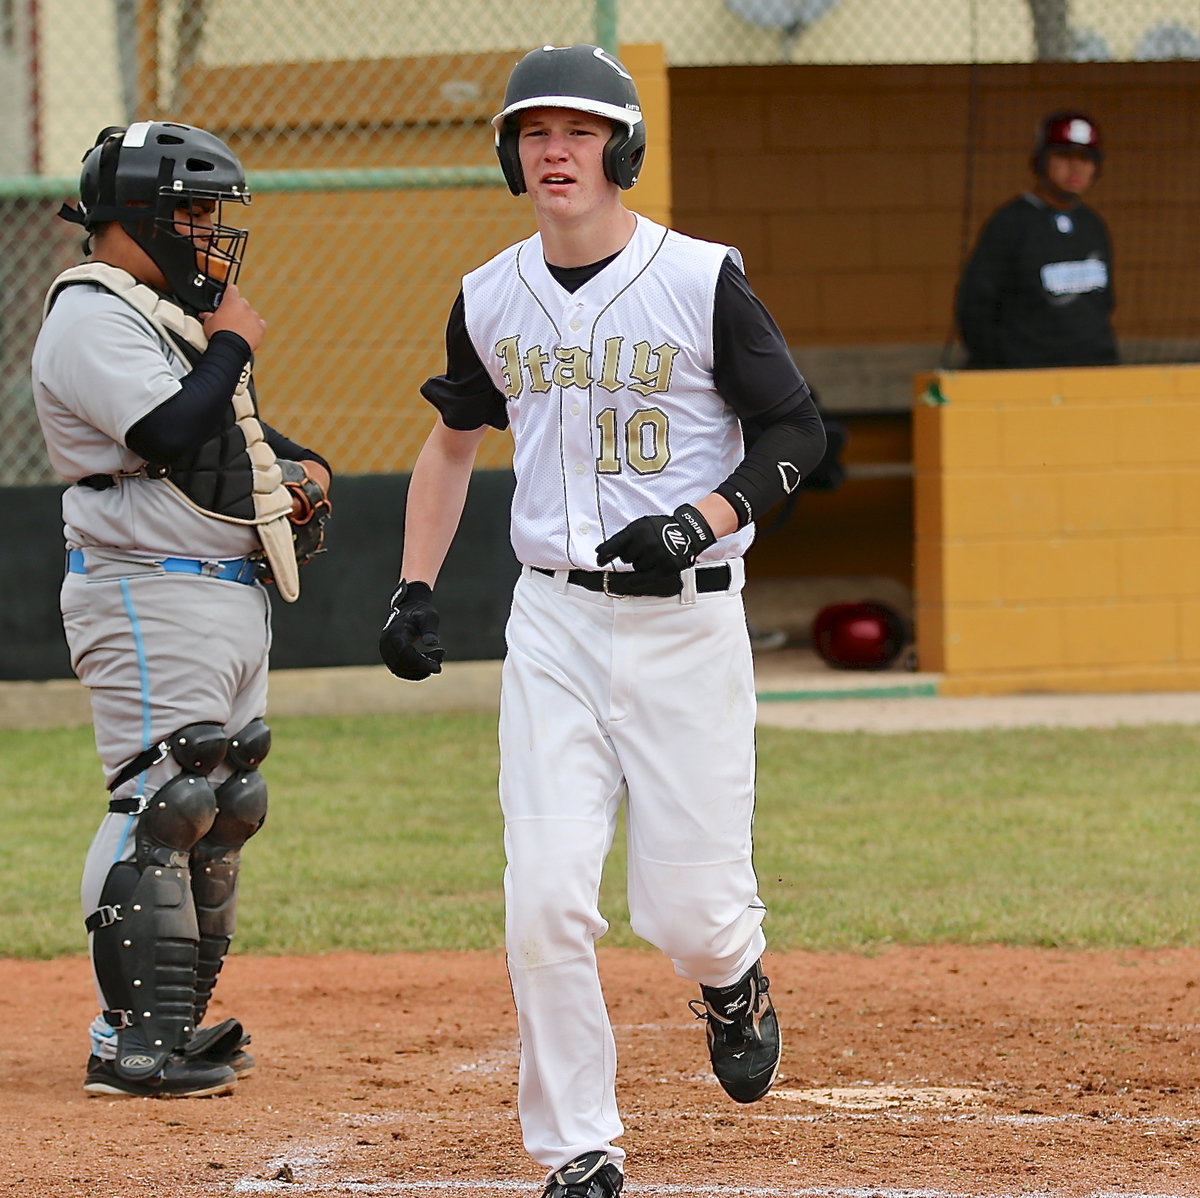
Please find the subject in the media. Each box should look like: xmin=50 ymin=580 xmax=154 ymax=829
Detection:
xmin=531 ymin=564 xmax=732 ymax=598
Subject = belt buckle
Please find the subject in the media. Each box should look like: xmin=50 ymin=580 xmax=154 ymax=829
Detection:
xmin=601 ymin=571 xmax=627 ymax=599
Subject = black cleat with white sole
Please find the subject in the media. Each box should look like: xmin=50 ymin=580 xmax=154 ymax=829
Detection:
xmin=542 ymin=1151 xmax=623 ymax=1198
xmin=84 ymin=1051 xmax=236 ymax=1098
xmin=690 ymin=959 xmax=781 ymax=1103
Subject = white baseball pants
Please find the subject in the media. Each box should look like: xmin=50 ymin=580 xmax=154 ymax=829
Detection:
xmin=499 ymin=563 xmax=766 ymax=1172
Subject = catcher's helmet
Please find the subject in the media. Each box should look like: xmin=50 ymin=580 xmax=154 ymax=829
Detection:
xmin=812 ymin=601 xmax=909 ymax=671
xmin=1032 ymin=110 xmax=1103 ymax=174
xmin=492 ymin=44 xmax=646 ymax=196
xmin=66 ymin=121 xmax=250 ymax=313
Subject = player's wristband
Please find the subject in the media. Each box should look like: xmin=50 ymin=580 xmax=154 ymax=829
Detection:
xmin=714 ymin=482 xmax=755 ymax=529
xmin=673 ymin=503 xmax=717 ymax=551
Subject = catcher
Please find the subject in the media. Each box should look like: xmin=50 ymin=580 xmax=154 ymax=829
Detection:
xmin=30 ymin=121 xmax=331 ymax=1097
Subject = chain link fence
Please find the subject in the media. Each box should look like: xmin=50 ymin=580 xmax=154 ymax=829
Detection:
xmin=2 ymin=0 xmax=1197 ymax=484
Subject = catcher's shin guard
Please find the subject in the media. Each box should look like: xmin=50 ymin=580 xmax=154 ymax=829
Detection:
xmin=191 ymin=719 xmax=270 ymax=1025
xmin=88 ymin=724 xmax=225 ymax=1082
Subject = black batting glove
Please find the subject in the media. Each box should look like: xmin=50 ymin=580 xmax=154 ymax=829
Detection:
xmin=594 ymin=503 xmax=717 ymax=574
xmin=379 ymin=580 xmax=444 ymax=681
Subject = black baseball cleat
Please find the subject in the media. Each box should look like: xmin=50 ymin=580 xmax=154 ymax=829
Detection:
xmin=690 ymin=959 xmax=781 ymax=1103
xmin=542 ymin=1151 xmax=623 ymax=1198
xmin=84 ymin=1052 xmax=237 ymax=1098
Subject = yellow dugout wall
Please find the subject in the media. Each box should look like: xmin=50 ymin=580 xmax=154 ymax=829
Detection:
xmin=914 ymin=366 xmax=1200 ymax=695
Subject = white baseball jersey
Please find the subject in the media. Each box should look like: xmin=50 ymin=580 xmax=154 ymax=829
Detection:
xmin=462 ymin=214 xmax=755 ymax=570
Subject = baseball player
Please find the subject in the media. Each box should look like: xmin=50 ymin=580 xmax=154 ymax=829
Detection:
xmin=379 ymin=44 xmax=826 ymax=1196
xmin=956 ymin=109 xmax=1117 ymax=369
xmin=31 ymin=122 xmax=331 ymax=1098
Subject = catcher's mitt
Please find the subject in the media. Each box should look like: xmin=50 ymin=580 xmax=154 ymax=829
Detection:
xmin=257 ymin=459 xmax=331 ymax=584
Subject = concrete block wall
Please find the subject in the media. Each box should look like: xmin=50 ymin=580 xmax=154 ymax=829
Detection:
xmin=670 ymin=60 xmax=1200 ymax=360
xmin=913 ymin=365 xmax=1200 ymax=695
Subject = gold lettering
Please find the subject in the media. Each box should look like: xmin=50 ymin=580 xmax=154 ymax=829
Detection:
xmin=597 ymin=337 xmax=623 ymax=393
xmin=595 ymin=408 xmax=620 ymax=474
xmin=524 ymin=345 xmax=552 ymax=393
xmin=626 ymin=409 xmax=671 ymax=475
xmin=628 ymin=342 xmax=679 ymax=396
xmin=552 ymin=345 xmax=591 ymax=389
xmin=495 ymin=336 xmax=523 ymax=399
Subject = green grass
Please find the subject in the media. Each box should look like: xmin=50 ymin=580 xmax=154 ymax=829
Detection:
xmin=3 ymin=714 xmax=1198 ymax=959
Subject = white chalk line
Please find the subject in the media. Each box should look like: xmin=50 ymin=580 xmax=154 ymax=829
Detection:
xmin=234 ymin=1178 xmax=1195 ymax=1197
xmin=230 ymin=1140 xmax=1198 ymax=1198
xmin=753 ymin=1110 xmax=1200 ymax=1129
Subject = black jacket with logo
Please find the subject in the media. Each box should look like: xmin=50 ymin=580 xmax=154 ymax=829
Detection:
xmin=956 ymin=192 xmax=1117 ymax=369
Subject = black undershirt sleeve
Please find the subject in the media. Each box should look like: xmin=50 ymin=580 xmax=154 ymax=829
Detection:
xmin=419 ymin=290 xmax=509 ymax=431
xmin=710 ymin=255 xmax=827 ymax=527
xmin=125 ymin=330 xmax=331 ymax=476
xmin=125 ymin=330 xmax=253 ymax=461
xmin=261 ymin=425 xmax=332 ymax=476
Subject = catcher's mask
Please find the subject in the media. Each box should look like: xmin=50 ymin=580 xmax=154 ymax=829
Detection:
xmin=492 ymin=43 xmax=646 ymax=196
xmin=1032 ymin=110 xmax=1103 ymax=177
xmin=61 ymin=121 xmax=250 ymax=314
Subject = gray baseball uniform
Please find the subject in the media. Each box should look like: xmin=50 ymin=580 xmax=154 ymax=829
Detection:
xmin=32 ymin=274 xmax=311 ymax=1072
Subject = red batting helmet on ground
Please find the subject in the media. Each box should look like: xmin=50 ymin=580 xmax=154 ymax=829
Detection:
xmin=812 ymin=601 xmax=909 ymax=670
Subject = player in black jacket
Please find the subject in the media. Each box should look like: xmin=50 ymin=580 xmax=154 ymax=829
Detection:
xmin=956 ymin=110 xmax=1116 ymax=370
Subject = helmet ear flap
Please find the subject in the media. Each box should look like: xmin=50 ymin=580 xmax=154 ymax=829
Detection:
xmin=602 ymin=126 xmax=646 ymax=191
xmin=496 ymin=118 xmax=526 ymax=197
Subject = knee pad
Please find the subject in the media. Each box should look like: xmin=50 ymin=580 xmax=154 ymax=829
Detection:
xmin=137 ymin=771 xmax=218 ymax=868
xmin=202 ymin=717 xmax=269 ymax=853
xmin=227 ymin=717 xmax=270 ymax=772
xmin=166 ymin=722 xmax=229 ymax=775
xmin=129 ymin=721 xmax=228 ymax=866
xmin=209 ymin=768 xmax=268 ymax=847
xmin=108 ymin=721 xmax=228 ymax=800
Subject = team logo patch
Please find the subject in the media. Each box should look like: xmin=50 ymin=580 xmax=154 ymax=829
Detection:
xmin=120 ymin=1053 xmax=157 ymax=1070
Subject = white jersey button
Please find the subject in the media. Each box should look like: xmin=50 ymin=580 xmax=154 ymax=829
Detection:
xmin=570 ymin=403 xmax=581 ymax=415
xmin=578 ymin=522 xmax=590 ymax=535
xmin=574 ymin=463 xmax=585 ymax=475
xmin=569 ymin=319 xmax=582 ymax=332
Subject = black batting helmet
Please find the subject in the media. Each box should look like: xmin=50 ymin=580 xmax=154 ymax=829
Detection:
xmin=492 ymin=44 xmax=646 ymax=195
xmin=1032 ymin=110 xmax=1104 ymax=174
xmin=64 ymin=121 xmax=251 ymax=313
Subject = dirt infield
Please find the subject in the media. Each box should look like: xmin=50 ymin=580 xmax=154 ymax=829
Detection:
xmin=4 ymin=946 xmax=1200 ymax=1197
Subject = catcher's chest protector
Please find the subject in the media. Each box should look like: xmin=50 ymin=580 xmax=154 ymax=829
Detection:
xmin=43 ymin=263 xmax=302 ymax=600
